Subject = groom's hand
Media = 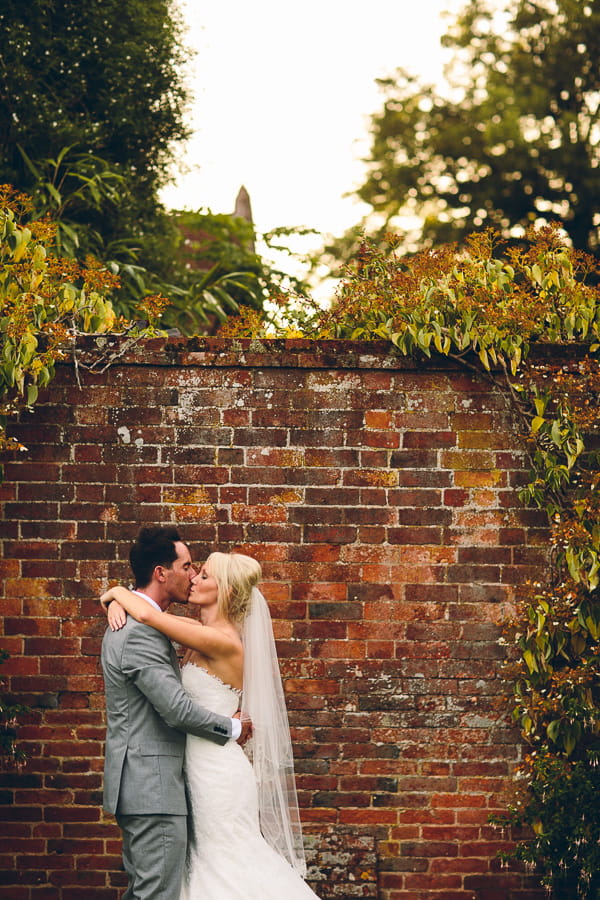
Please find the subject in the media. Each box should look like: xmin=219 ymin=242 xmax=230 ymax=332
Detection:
xmin=233 ymin=710 xmax=253 ymax=746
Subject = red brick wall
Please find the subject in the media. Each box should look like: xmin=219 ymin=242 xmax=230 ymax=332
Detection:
xmin=0 ymin=337 xmax=548 ymax=899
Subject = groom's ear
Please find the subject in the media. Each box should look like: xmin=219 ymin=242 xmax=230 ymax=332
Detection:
xmin=154 ymin=565 xmax=167 ymax=583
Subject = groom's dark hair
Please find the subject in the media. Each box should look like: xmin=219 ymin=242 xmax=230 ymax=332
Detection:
xmin=129 ymin=526 xmax=183 ymax=588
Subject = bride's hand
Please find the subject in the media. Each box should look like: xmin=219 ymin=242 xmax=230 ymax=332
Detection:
xmin=100 ymin=587 xmax=119 ymax=611
xmin=106 ymin=600 xmax=127 ymax=631
xmin=100 ymin=588 xmax=128 ymax=631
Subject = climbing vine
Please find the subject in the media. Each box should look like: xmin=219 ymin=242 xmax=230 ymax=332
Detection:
xmin=229 ymin=224 xmax=600 ymax=895
xmin=0 ymin=650 xmax=28 ymax=770
xmin=0 ymin=186 xmax=164 ymax=452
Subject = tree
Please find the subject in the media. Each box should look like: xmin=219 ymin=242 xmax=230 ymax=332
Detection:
xmin=0 ymin=0 xmax=190 ymax=286
xmin=354 ymin=0 xmax=600 ymax=256
xmin=0 ymin=2 xmax=305 ymax=333
xmin=0 ymin=0 xmax=189 ymax=193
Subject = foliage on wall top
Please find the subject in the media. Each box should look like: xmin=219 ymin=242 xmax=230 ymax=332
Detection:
xmin=0 ymin=186 xmax=164 ymax=453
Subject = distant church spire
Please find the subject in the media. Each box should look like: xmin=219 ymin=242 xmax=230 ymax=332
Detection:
xmin=233 ymin=185 xmax=254 ymax=251
xmin=234 ymin=185 xmax=253 ymax=223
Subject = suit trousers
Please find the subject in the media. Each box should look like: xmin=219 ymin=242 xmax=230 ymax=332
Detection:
xmin=117 ymin=812 xmax=187 ymax=900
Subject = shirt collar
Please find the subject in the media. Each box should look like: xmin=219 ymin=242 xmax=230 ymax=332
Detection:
xmin=132 ymin=589 xmax=162 ymax=612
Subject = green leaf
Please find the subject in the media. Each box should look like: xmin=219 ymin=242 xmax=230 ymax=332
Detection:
xmin=547 ymin=720 xmax=561 ymax=742
xmin=17 ymin=143 xmax=41 ymax=180
xmin=26 ymin=383 xmax=38 ymax=407
xmin=550 ymin=419 xmax=563 ymax=447
xmin=46 ymin=183 xmax=62 ymax=207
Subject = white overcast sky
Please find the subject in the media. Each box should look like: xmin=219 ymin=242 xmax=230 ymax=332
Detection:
xmin=162 ymin=0 xmax=464 ymax=242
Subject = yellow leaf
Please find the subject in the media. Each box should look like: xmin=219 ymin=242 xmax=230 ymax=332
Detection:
xmin=531 ymin=416 xmax=545 ymax=434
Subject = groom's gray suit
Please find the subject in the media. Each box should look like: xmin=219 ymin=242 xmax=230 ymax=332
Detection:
xmin=102 ymin=613 xmax=233 ymax=899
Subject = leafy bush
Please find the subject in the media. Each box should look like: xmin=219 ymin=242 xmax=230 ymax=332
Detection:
xmin=0 ymin=186 xmax=162 ymax=450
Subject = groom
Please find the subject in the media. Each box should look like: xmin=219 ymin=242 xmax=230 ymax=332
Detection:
xmin=101 ymin=525 xmax=245 ymax=899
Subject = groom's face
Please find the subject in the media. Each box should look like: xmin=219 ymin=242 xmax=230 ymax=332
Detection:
xmin=163 ymin=541 xmax=196 ymax=606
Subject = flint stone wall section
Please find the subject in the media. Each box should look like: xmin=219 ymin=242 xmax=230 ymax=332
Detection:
xmin=0 ymin=337 xmax=549 ymax=899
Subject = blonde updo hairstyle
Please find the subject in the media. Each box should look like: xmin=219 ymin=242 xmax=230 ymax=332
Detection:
xmin=204 ymin=551 xmax=262 ymax=623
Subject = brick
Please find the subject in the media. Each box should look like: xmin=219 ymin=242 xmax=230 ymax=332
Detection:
xmin=403 ymin=431 xmax=457 ymax=449
xmin=4 ymin=541 xmax=60 ymax=560
xmin=304 ymin=525 xmax=357 ymax=544
xmin=389 ymin=489 xmax=443 ymax=507
xmin=365 ymin=410 xmax=394 ymax=429
xmin=288 ymin=585 xmax=345 ymax=605
xmin=454 ymin=469 xmax=507 ymax=488
xmin=388 ymin=527 xmax=443 ymax=545
xmin=312 ymin=639 xmax=366 ymax=659
xmin=397 ymin=507 xmax=452 ymax=526
xmin=288 ymin=506 xmax=342 ymax=526
xmin=303 ymin=487 xmax=360 ymax=506
xmin=288 ymin=544 xmax=341 ymax=563
xmin=344 ymin=469 xmax=398 ymax=487
xmin=349 ymin=428 xmax=401 ymax=449
xmin=6 ymin=578 xmax=63 ymax=599
xmin=60 ymin=542 xmax=116 ymax=561
xmin=360 ymin=451 xmax=391 ymax=470
xmin=398 ymin=468 xmax=453 ymax=488
xmin=359 ymin=488 xmax=389 ymax=508
xmin=309 ymin=601 xmax=362 ymax=620
xmin=391 ymin=449 xmax=440 ymax=469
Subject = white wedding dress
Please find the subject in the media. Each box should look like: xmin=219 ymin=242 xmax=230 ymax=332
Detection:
xmin=179 ymin=662 xmax=320 ymax=899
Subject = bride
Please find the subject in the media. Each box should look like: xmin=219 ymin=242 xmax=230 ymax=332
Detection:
xmin=101 ymin=551 xmax=320 ymax=899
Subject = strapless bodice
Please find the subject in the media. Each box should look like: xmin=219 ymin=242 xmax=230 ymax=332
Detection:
xmin=181 ymin=662 xmax=242 ymax=718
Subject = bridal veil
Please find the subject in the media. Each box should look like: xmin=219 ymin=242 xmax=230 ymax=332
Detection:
xmin=241 ymin=587 xmax=307 ymax=877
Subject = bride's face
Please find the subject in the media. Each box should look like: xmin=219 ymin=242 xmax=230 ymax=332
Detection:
xmin=189 ymin=563 xmax=219 ymax=608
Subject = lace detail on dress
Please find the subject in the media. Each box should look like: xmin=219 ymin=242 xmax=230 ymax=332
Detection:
xmin=186 ymin=662 xmax=243 ymax=697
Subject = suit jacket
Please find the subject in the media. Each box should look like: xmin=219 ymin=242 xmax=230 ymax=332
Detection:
xmin=101 ymin=617 xmax=233 ymax=815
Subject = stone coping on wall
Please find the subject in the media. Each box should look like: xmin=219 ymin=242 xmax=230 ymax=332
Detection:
xmin=71 ymin=333 xmax=589 ymax=372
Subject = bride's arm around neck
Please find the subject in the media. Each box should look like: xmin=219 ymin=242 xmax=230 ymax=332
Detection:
xmin=101 ymin=585 xmax=242 ymax=660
